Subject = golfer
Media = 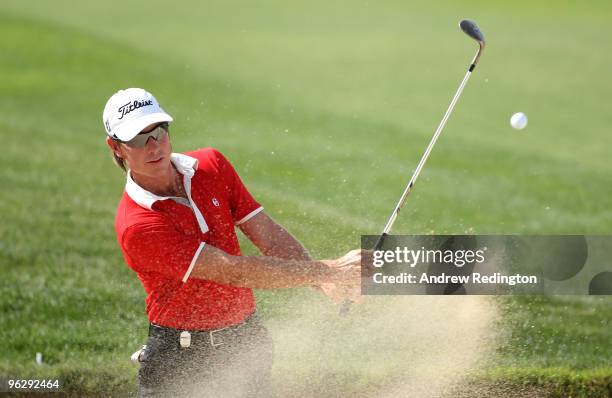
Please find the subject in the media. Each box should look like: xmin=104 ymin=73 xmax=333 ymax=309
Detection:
xmin=103 ymin=88 xmax=361 ymax=397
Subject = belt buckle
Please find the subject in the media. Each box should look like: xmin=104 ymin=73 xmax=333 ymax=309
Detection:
xmin=209 ymin=328 xmax=226 ymax=347
xmin=179 ymin=331 xmax=191 ymax=348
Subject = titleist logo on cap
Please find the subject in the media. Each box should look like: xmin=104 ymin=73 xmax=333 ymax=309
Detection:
xmin=103 ymin=88 xmax=173 ymax=140
xmin=118 ymin=99 xmax=153 ymax=120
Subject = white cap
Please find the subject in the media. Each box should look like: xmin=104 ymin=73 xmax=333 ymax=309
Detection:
xmin=102 ymin=88 xmax=173 ymax=141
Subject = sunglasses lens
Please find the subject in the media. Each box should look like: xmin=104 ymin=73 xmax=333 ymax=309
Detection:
xmin=127 ymin=135 xmax=148 ymax=148
xmin=124 ymin=125 xmax=167 ymax=148
xmin=152 ymin=126 xmax=168 ymax=140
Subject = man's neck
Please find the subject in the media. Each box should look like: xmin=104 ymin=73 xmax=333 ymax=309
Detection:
xmin=131 ymin=164 xmax=185 ymax=198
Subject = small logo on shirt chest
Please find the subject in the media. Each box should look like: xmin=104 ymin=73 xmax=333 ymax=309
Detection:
xmin=212 ymin=198 xmax=220 ymax=207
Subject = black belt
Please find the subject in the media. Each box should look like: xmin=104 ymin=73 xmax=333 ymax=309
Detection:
xmin=148 ymin=312 xmax=260 ymax=348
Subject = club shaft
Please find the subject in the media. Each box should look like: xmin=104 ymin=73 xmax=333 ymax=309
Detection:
xmin=379 ymin=52 xmax=478 ymax=239
xmin=340 ymin=44 xmax=484 ymax=315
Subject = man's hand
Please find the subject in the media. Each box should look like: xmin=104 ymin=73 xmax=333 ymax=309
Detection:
xmin=323 ymin=248 xmax=361 ymax=268
xmin=316 ymin=249 xmax=365 ymax=305
xmin=318 ymin=282 xmax=362 ymax=305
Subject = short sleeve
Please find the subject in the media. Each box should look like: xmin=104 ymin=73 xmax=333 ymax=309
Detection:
xmin=121 ymin=221 xmax=206 ymax=282
xmin=214 ymin=150 xmax=263 ymax=225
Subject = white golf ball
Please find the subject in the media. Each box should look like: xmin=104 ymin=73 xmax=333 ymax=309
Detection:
xmin=510 ymin=112 xmax=528 ymax=130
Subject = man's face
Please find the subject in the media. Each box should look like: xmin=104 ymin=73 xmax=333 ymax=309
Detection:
xmin=108 ymin=123 xmax=172 ymax=176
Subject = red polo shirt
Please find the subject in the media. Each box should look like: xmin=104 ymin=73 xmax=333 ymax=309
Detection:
xmin=114 ymin=148 xmax=263 ymax=330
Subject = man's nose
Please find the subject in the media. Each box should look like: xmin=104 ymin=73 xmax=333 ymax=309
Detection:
xmin=144 ymin=135 xmax=160 ymax=148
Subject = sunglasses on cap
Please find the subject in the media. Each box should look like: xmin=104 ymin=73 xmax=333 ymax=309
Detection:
xmin=117 ymin=123 xmax=169 ymax=148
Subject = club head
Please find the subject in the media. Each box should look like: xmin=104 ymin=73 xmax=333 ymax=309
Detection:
xmin=459 ymin=19 xmax=485 ymax=44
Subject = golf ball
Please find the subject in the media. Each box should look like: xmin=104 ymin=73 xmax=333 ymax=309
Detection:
xmin=510 ymin=112 xmax=528 ymax=130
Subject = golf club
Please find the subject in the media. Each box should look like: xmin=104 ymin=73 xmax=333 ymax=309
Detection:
xmin=339 ymin=19 xmax=486 ymax=315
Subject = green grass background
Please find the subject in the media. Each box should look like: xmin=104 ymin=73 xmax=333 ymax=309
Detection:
xmin=1 ymin=0 xmax=611 ymax=396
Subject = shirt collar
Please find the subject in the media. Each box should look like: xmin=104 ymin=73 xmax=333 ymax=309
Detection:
xmin=125 ymin=153 xmax=199 ymax=210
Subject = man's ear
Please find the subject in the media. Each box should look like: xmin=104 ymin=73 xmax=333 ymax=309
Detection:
xmin=106 ymin=137 xmax=122 ymax=158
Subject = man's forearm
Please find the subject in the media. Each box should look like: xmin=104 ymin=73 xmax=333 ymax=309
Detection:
xmin=239 ymin=212 xmax=312 ymax=261
xmin=191 ymin=245 xmax=333 ymax=289
xmin=261 ymin=230 xmax=311 ymax=261
xmin=229 ymin=255 xmax=330 ymax=288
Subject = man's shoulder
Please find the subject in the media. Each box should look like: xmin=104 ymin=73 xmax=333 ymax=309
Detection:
xmin=183 ymin=147 xmax=222 ymax=163
xmin=114 ymin=192 xmax=164 ymax=237
xmin=183 ymin=147 xmax=232 ymax=174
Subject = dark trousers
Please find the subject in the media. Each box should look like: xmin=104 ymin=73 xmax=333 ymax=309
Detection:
xmin=137 ymin=313 xmax=274 ymax=398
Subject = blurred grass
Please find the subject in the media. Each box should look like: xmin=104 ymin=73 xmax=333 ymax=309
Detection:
xmin=496 ymin=297 xmax=612 ymax=369
xmin=480 ymin=367 xmax=612 ymax=398
xmin=0 ymin=0 xmax=611 ymax=396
